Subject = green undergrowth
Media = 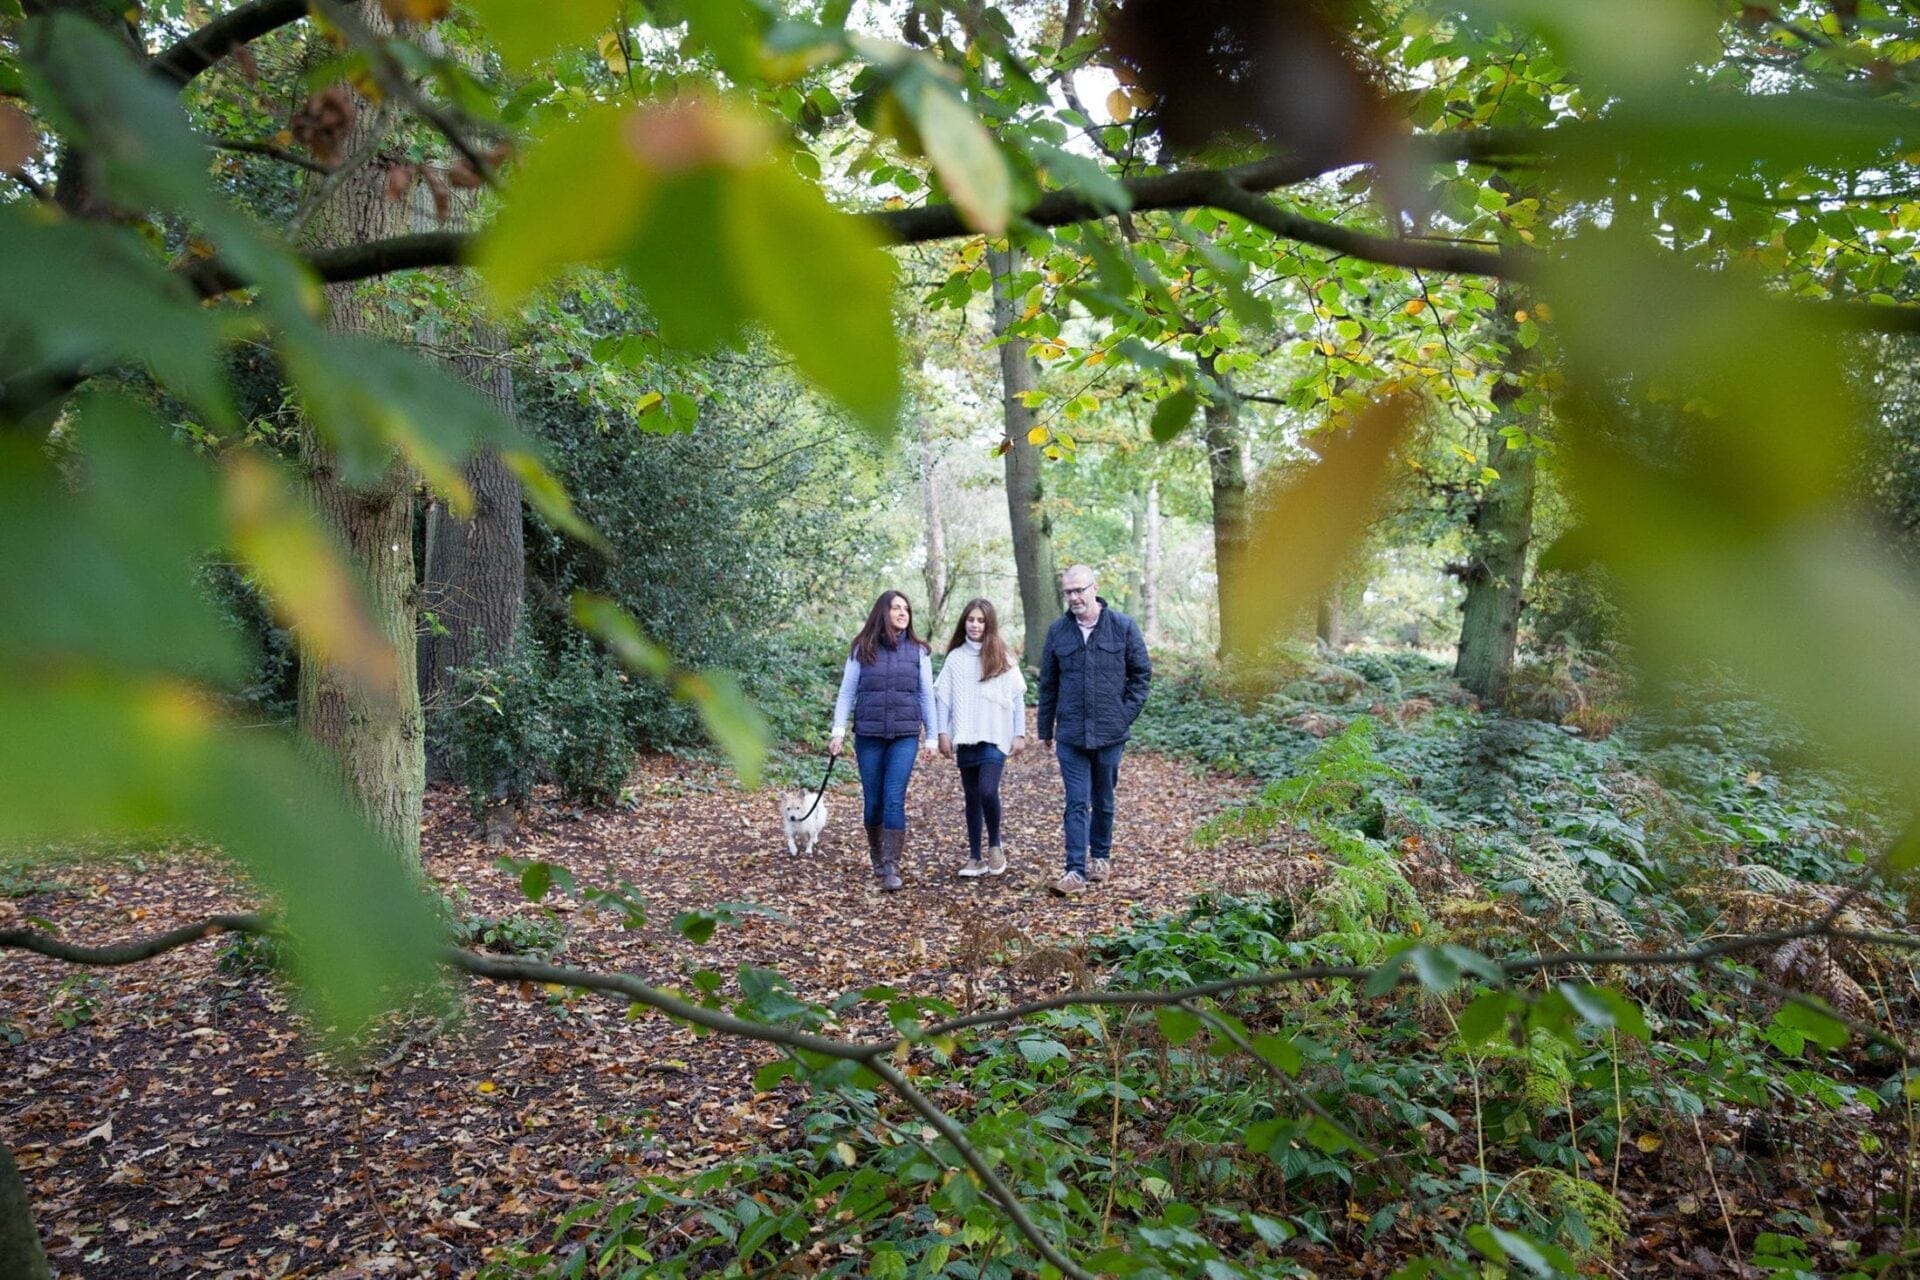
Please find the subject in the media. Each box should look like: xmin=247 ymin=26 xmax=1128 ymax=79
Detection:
xmin=480 ymin=652 xmax=1917 ymax=1279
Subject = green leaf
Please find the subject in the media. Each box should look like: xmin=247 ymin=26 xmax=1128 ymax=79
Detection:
xmin=622 ymin=168 xmax=750 ymax=352
xmin=1455 ymin=990 xmax=1517 ymax=1049
xmin=0 ymin=208 xmax=233 ymax=426
xmin=1408 ymin=945 xmax=1463 ymax=993
xmin=503 ymin=451 xmax=607 ymax=552
xmin=1466 ymin=1223 xmax=1576 ymax=1278
xmin=724 ymin=160 xmax=902 ymax=435
xmin=519 ymin=861 xmax=554 ymax=901
xmin=467 ymin=0 xmax=616 ymax=69
xmin=0 ymin=679 xmax=440 ymax=1040
xmin=1149 ymin=388 xmax=1199 ymax=443
xmin=678 ymin=0 xmax=765 ymax=82
xmin=676 ymin=668 xmax=769 ymax=788
xmin=674 ymin=909 xmax=719 ymax=944
xmin=1155 ymin=1005 xmax=1204 ymax=1045
xmin=1249 ymin=1032 xmax=1303 ymax=1076
xmin=1017 ymin=1037 xmax=1070 ymax=1065
xmin=1774 ymin=1000 xmax=1848 ymax=1053
xmin=890 ymin=62 xmax=1012 ymax=235
xmin=477 ymin=107 xmax=658 ymax=306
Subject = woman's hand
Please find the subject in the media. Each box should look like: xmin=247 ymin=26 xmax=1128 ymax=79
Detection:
xmin=828 ymin=732 xmax=843 ymax=758
xmin=938 ymin=733 xmax=953 ymax=758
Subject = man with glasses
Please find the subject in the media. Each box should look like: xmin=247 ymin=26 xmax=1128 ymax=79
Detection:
xmin=1036 ymin=565 xmax=1152 ymax=896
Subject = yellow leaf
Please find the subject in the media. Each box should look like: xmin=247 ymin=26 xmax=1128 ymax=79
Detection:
xmin=1026 ymin=426 xmax=1049 ymax=445
xmin=223 ymin=453 xmax=400 ymax=701
xmin=1403 ymin=298 xmax=1428 ymax=316
xmin=1635 ymin=1132 xmax=1662 ymax=1152
xmin=833 ymin=1141 xmax=858 ymax=1166
xmin=477 ymin=1080 xmax=497 ymax=1093
xmin=635 ymin=391 xmax=664 ymax=413
xmin=1106 ymin=87 xmax=1134 ymax=123
xmin=1221 ymin=393 xmax=1418 ymax=659
xmin=598 ymin=31 xmax=628 ymax=74
xmin=379 ymin=0 xmax=450 ymax=19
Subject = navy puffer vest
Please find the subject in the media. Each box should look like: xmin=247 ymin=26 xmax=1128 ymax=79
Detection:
xmin=853 ymin=637 xmax=923 ymax=738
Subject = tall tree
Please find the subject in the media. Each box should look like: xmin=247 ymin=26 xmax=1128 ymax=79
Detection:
xmin=989 ymin=245 xmax=1059 ymax=664
xmin=916 ymin=403 xmax=949 ymax=636
xmin=1453 ymin=295 xmax=1540 ymax=701
xmin=1197 ymin=351 xmax=1250 ymax=656
xmin=295 ymin=19 xmax=425 ymax=867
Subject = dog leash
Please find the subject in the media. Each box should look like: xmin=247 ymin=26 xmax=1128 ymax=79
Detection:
xmin=795 ymin=750 xmax=837 ymax=822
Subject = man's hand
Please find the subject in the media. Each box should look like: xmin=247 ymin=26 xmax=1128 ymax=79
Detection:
xmin=1039 ymin=738 xmax=1052 ymax=751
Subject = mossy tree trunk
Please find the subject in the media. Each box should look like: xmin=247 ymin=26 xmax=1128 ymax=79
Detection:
xmin=1454 ymin=294 xmax=1540 ymax=702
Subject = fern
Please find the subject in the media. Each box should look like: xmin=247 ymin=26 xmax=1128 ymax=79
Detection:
xmin=1194 ymin=717 xmax=1404 ymax=846
xmin=1504 ymin=836 xmax=1639 ymax=948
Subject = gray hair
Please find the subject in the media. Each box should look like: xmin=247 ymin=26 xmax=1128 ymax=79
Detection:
xmin=1063 ymin=564 xmax=1097 ymax=586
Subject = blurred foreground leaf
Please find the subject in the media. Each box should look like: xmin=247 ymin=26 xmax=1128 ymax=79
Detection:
xmin=1222 ymin=393 xmax=1419 ymax=659
xmin=573 ymin=594 xmax=769 ymax=786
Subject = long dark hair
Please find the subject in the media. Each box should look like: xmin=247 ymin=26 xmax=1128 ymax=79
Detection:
xmin=946 ymin=597 xmax=1015 ymax=681
xmin=851 ymin=589 xmax=928 ymax=665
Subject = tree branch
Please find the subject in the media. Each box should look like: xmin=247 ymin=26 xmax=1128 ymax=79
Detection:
xmin=211 ymin=135 xmax=334 ymax=174
xmin=0 ymin=912 xmax=269 ymax=965
xmin=865 ymin=1056 xmax=1098 ymax=1280
xmin=151 ymin=0 xmax=327 ymax=89
xmin=185 ymin=230 xmax=470 ymax=297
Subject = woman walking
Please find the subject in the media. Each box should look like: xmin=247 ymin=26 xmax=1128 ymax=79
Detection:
xmin=829 ymin=590 xmax=935 ymax=892
xmin=933 ymin=598 xmax=1027 ymax=878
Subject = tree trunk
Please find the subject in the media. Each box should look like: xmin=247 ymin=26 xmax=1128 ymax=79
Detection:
xmin=989 ymin=246 xmax=1060 ymax=668
xmin=917 ymin=410 xmax=949 ymax=636
xmin=1316 ymin=590 xmax=1343 ymax=651
xmin=418 ymin=322 xmax=524 ymax=781
xmin=406 ymin=38 xmax=526 ymax=783
xmin=1454 ymin=294 xmax=1540 ymax=702
xmin=1198 ymin=352 xmax=1250 ymax=657
xmin=1142 ymin=478 xmax=1162 ymax=642
xmin=296 ymin=17 xmax=424 ymax=868
xmin=0 ymin=1144 xmax=51 ymax=1280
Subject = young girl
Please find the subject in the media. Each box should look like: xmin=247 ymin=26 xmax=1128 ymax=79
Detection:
xmin=933 ymin=598 xmax=1027 ymax=878
xmin=829 ymin=590 xmax=935 ymax=892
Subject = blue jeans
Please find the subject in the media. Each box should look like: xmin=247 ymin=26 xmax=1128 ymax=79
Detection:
xmin=955 ymin=742 xmax=1006 ymax=858
xmin=1056 ymin=741 xmax=1124 ymax=876
xmin=854 ymin=733 xmax=919 ymax=830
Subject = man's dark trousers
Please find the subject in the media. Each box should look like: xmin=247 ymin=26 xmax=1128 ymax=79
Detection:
xmin=1056 ymin=740 xmax=1124 ymax=877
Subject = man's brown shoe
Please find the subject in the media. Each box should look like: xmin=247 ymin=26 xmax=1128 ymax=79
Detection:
xmin=1089 ymin=859 xmax=1112 ymax=883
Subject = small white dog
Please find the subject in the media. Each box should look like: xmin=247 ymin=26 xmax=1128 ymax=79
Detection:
xmin=780 ymin=789 xmax=829 ymax=856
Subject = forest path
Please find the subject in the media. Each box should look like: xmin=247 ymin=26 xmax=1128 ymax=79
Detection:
xmin=1 ymin=734 xmax=1299 ymax=1279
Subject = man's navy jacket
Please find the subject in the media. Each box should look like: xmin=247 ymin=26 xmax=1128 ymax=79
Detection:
xmin=1035 ymin=599 xmax=1152 ymax=749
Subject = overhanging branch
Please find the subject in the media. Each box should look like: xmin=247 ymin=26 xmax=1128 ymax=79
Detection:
xmin=151 ymin=0 xmax=335 ymax=89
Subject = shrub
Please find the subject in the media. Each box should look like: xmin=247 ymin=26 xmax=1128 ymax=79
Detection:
xmin=445 ymin=629 xmax=558 ymax=840
xmin=546 ymin=642 xmax=636 ymax=805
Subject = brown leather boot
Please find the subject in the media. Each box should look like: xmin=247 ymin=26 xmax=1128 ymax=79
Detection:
xmin=865 ymin=824 xmax=883 ymax=878
xmin=879 ymin=827 xmax=905 ymax=893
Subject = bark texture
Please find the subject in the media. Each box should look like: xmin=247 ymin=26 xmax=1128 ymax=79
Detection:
xmin=917 ymin=411 xmax=949 ymax=637
xmin=1454 ymin=295 xmax=1540 ymax=701
xmin=0 ymin=1143 xmax=51 ymax=1280
xmin=1197 ymin=353 xmax=1250 ymax=656
xmin=296 ymin=13 xmax=424 ymax=866
xmin=989 ymin=246 xmax=1060 ymax=667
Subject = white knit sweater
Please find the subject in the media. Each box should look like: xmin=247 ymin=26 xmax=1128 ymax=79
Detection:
xmin=933 ymin=642 xmax=1027 ymax=752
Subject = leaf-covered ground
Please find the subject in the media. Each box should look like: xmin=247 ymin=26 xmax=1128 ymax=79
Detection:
xmin=2 ymin=738 xmax=1262 ymax=1278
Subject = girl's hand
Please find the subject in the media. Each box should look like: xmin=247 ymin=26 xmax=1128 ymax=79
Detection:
xmin=938 ymin=733 xmax=953 ymax=758
xmin=1010 ymin=737 xmax=1027 ymax=757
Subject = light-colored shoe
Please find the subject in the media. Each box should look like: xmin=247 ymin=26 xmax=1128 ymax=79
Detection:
xmin=1049 ymin=870 xmax=1087 ymax=897
xmin=985 ymin=844 xmax=1008 ymax=876
xmin=1089 ymin=858 xmax=1112 ymax=883
xmin=958 ymin=858 xmax=990 ymax=879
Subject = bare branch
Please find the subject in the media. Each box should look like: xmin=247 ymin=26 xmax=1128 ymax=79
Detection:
xmin=865 ymin=1056 xmax=1099 ymax=1280
xmin=151 ymin=0 xmax=330 ymax=89
xmin=210 ymin=135 xmax=334 ymax=174
xmin=0 ymin=912 xmax=269 ymax=965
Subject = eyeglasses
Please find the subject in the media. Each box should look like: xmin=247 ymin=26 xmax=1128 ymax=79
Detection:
xmin=1063 ymin=585 xmax=1092 ymax=598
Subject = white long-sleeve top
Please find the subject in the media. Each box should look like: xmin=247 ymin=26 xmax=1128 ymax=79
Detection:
xmin=933 ymin=641 xmax=1027 ymax=752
